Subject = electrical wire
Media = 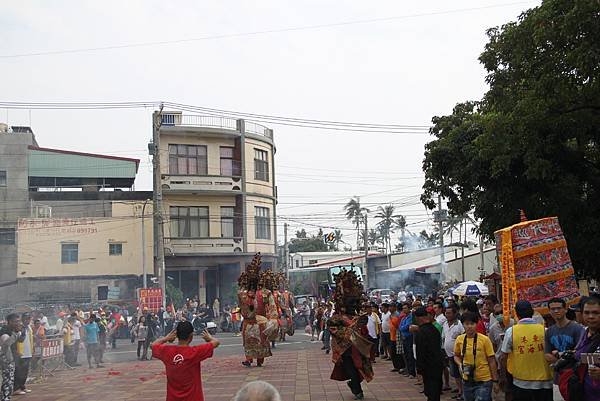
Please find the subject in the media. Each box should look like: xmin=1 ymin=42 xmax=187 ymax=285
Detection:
xmin=0 ymin=2 xmax=534 ymax=59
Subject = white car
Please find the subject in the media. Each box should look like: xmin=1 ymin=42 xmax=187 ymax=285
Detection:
xmin=369 ymin=288 xmax=394 ymax=303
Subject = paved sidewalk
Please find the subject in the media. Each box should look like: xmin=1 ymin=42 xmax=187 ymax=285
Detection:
xmin=27 ymin=347 xmax=456 ymax=401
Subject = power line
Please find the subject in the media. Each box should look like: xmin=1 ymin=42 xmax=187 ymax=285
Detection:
xmin=0 ymin=101 xmax=429 ymax=133
xmin=0 ymin=2 xmax=534 ymax=59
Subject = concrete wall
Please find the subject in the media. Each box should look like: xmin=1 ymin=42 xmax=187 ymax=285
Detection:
xmin=245 ymin=194 xmax=276 ymax=254
xmin=244 ymin=138 xmax=275 ymax=197
xmin=17 ymin=202 xmax=153 ymax=278
xmin=31 ymin=200 xmax=112 ymax=218
xmin=12 ymin=275 xmax=140 ymax=304
xmin=0 ymin=132 xmax=35 ymax=289
xmin=445 ymin=249 xmax=498 ymax=282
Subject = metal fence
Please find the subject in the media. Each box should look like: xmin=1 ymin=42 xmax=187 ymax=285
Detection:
xmin=161 ymin=113 xmax=273 ymax=140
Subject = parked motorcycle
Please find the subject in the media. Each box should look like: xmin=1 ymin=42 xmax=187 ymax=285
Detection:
xmin=191 ymin=314 xmax=218 ymax=335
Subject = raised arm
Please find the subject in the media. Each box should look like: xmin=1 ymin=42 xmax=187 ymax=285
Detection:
xmin=151 ymin=329 xmax=177 ymax=347
xmin=201 ymin=329 xmax=220 ymax=349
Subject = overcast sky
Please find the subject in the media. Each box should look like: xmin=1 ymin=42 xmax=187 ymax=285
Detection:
xmin=0 ymin=0 xmax=539 ymax=245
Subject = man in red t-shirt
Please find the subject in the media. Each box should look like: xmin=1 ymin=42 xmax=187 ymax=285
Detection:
xmin=152 ymin=321 xmax=220 ymax=401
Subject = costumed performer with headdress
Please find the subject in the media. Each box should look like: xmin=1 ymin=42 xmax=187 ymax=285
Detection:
xmin=275 ymin=272 xmax=295 ymax=342
xmin=257 ymin=269 xmax=281 ymax=350
xmin=237 ymin=253 xmax=277 ymax=367
xmin=327 ymin=268 xmax=374 ymax=400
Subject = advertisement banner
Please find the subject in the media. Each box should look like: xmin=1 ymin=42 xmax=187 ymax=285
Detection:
xmin=138 ymin=288 xmax=163 ymax=312
xmin=41 ymin=338 xmax=64 ymax=360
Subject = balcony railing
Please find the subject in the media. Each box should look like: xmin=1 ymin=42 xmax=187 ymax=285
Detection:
xmin=161 ymin=174 xmax=242 ymax=192
xmin=164 ymin=237 xmax=244 ymax=254
xmin=161 ymin=113 xmax=273 ymax=140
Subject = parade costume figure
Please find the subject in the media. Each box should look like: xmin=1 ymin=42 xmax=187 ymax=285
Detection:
xmin=327 ymin=269 xmax=373 ymax=400
xmin=258 ymin=269 xmax=281 ymax=349
xmin=275 ymin=273 xmax=295 ymax=341
xmin=238 ymin=254 xmax=277 ymax=367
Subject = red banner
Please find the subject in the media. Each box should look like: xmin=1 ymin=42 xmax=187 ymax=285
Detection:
xmin=139 ymin=288 xmax=163 ymax=313
xmin=41 ymin=338 xmax=63 ymax=359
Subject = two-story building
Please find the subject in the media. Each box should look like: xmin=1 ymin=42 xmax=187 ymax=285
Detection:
xmin=0 ymin=123 xmax=152 ymax=306
xmin=157 ymin=112 xmax=277 ymax=306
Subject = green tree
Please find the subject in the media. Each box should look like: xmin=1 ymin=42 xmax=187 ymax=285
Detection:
xmin=418 ymin=230 xmax=439 ymax=248
xmin=333 ymin=229 xmax=343 ymax=251
xmin=421 ymin=0 xmax=600 ymax=278
xmin=444 ymin=215 xmax=463 ymax=245
xmin=344 ymin=197 xmax=368 ymax=249
xmin=288 ymin=229 xmax=329 ymax=253
xmin=395 ymin=215 xmax=407 ymax=252
xmin=375 ymin=204 xmax=399 ymax=254
xmin=166 ymin=281 xmax=184 ymax=309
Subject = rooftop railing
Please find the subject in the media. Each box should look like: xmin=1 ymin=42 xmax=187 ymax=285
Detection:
xmin=161 ymin=113 xmax=273 ymax=140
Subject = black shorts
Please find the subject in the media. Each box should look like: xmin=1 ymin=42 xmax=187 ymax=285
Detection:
xmin=448 ymin=357 xmax=461 ymax=379
xmin=381 ymin=332 xmax=391 ymax=346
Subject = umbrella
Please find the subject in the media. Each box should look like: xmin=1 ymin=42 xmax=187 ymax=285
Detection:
xmin=452 ymin=281 xmax=489 ymax=297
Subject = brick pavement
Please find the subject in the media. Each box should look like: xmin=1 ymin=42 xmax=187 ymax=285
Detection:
xmin=26 ymin=346 xmax=457 ymax=401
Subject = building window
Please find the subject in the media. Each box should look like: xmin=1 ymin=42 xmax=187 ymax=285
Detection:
xmin=168 ymin=144 xmax=208 ymax=175
xmin=254 ymin=149 xmax=269 ymax=181
xmin=169 ymin=206 xmax=209 ymax=238
xmin=220 ymin=147 xmax=240 ymax=176
xmin=255 ymin=207 xmax=271 ymax=240
xmin=295 ymin=260 xmax=299 ymax=268
xmin=0 ymin=228 xmax=15 ymax=245
xmin=309 ymin=259 xmax=318 ymax=265
xmin=0 ymin=171 xmax=6 ymax=186
xmin=221 ymin=207 xmax=234 ymax=238
xmin=109 ymin=243 xmax=123 ymax=256
xmin=61 ymin=243 xmax=78 ymax=264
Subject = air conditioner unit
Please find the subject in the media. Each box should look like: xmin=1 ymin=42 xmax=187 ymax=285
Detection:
xmin=34 ymin=205 xmax=52 ymax=218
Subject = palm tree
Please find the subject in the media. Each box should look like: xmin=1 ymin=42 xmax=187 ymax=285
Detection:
xmin=344 ymin=197 xmax=368 ymax=249
xmin=418 ymin=230 xmax=439 ymax=248
xmin=358 ymin=228 xmax=382 ymax=249
xmin=444 ymin=216 xmax=462 ymax=245
xmin=333 ymin=229 xmax=343 ymax=251
xmin=395 ymin=215 xmax=407 ymax=252
xmin=375 ymin=204 xmax=399 ymax=254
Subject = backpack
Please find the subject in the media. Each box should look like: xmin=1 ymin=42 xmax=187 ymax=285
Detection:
xmin=558 ymin=362 xmax=586 ymax=401
xmin=558 ymin=333 xmax=600 ymax=401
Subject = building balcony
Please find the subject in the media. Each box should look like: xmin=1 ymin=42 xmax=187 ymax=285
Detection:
xmin=164 ymin=237 xmax=244 ymax=255
xmin=161 ymin=174 xmax=242 ymax=193
xmin=160 ymin=113 xmax=273 ymax=141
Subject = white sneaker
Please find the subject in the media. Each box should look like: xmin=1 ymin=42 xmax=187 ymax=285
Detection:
xmin=14 ymin=390 xmax=27 ymax=395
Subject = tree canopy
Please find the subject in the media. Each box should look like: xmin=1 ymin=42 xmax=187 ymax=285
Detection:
xmin=288 ymin=228 xmax=330 ymax=253
xmin=421 ymin=0 xmax=600 ymax=278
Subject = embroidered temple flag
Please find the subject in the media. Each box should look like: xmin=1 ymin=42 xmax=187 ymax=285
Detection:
xmin=495 ymin=217 xmax=580 ymax=319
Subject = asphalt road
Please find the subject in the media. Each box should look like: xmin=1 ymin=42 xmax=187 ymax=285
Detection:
xmin=102 ymin=331 xmax=324 ymax=363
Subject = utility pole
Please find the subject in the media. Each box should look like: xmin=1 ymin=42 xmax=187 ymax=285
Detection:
xmin=436 ymin=195 xmax=447 ymax=283
xmin=151 ymin=105 xmax=166 ymax=308
xmin=461 ymin=218 xmax=466 ymax=281
xmin=479 ymin=234 xmax=485 ymax=278
xmin=284 ymin=223 xmax=289 ymax=280
xmin=141 ymin=199 xmax=150 ymax=289
xmin=363 ymin=213 xmax=369 ymax=289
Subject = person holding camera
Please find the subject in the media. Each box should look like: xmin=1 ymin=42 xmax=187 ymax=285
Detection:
xmin=544 ymin=297 xmax=584 ymax=400
xmin=454 ymin=312 xmax=499 ymax=401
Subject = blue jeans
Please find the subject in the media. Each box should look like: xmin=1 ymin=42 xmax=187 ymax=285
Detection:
xmin=463 ymin=381 xmax=492 ymax=401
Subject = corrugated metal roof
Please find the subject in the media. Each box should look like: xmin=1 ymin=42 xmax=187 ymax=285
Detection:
xmin=28 ymin=146 xmax=139 ymax=179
